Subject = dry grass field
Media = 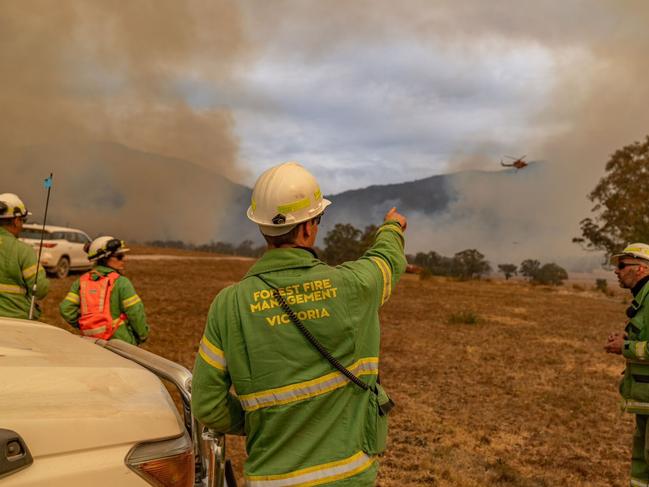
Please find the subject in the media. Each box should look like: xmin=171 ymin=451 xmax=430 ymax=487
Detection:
xmin=39 ymin=249 xmax=634 ymax=486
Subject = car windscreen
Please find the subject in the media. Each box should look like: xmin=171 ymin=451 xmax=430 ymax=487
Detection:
xmin=19 ymin=229 xmax=53 ymax=240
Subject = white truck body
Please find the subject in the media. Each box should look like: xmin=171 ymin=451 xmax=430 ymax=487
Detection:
xmin=0 ymin=318 xmax=229 ymax=486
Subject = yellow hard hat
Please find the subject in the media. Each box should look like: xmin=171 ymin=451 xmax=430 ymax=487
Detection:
xmin=609 ymin=243 xmax=649 ymax=265
xmin=0 ymin=193 xmax=31 ymax=219
xmin=247 ymin=162 xmax=331 ymax=236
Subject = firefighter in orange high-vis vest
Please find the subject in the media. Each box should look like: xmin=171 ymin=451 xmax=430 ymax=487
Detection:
xmin=59 ymin=236 xmax=149 ymax=345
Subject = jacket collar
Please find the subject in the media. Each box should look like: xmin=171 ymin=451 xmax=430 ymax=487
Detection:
xmin=92 ymin=264 xmax=120 ymax=276
xmin=244 ymin=247 xmax=324 ymax=278
xmin=632 ymin=275 xmax=649 ymax=298
xmin=0 ymin=227 xmax=15 ymax=239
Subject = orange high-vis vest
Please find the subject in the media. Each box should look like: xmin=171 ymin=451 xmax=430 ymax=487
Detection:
xmin=78 ymin=271 xmax=127 ymax=339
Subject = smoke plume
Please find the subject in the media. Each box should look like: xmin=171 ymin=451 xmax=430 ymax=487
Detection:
xmin=1 ymin=1 xmax=251 ymax=242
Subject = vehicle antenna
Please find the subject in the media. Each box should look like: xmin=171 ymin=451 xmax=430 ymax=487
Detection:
xmin=29 ymin=173 xmax=53 ymax=320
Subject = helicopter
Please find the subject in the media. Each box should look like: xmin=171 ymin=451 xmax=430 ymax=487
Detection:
xmin=500 ymin=155 xmax=528 ymax=170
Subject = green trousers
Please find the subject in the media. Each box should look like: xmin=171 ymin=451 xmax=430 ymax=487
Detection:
xmin=632 ymin=415 xmax=649 ymax=486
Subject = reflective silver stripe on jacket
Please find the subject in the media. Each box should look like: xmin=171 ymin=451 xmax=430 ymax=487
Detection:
xmin=81 ymin=326 xmax=107 ymax=336
xmin=22 ymin=264 xmax=38 ymax=280
xmin=246 ymin=451 xmax=374 ymax=487
xmin=239 ymin=358 xmax=378 ymax=412
xmin=198 ymin=336 xmax=227 ymax=371
xmin=623 ymin=400 xmax=649 ymax=413
xmin=0 ymin=283 xmax=27 ymax=295
xmin=370 ymin=256 xmax=392 ymax=304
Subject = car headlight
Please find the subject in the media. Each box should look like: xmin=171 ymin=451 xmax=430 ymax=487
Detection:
xmin=126 ymin=433 xmax=194 ymax=487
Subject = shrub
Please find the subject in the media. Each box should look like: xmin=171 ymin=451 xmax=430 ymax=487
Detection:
xmin=595 ymin=278 xmax=608 ymax=292
xmin=448 ymin=310 xmax=479 ymax=324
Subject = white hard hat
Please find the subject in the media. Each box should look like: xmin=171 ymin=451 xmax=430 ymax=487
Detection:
xmin=0 ymin=193 xmax=31 ymax=219
xmin=247 ymin=161 xmax=332 ymax=236
xmin=610 ymin=243 xmax=649 ymax=265
xmin=87 ymin=236 xmax=130 ymax=261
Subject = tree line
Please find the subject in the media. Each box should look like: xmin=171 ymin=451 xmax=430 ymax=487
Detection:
xmin=321 ymin=223 xmax=569 ymax=285
xmin=148 ymin=223 xmax=569 ymax=285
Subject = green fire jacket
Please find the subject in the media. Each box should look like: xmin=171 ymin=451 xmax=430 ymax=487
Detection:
xmin=0 ymin=227 xmax=49 ymax=319
xmin=59 ymin=265 xmax=149 ymax=345
xmin=192 ymin=221 xmax=406 ymax=486
xmin=619 ymin=278 xmax=649 ymax=414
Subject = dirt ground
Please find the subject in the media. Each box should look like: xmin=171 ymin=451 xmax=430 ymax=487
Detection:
xmin=39 ymin=250 xmax=634 ymax=486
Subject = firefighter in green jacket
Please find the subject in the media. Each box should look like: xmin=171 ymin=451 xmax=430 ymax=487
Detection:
xmin=605 ymin=243 xmax=649 ymax=486
xmin=60 ymin=236 xmax=149 ymax=345
xmin=0 ymin=193 xmax=49 ymax=319
xmin=192 ymin=162 xmax=407 ymax=486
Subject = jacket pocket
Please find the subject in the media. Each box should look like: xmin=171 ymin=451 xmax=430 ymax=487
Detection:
xmin=363 ymin=385 xmax=389 ymax=455
xmin=631 ymin=379 xmax=649 ymax=403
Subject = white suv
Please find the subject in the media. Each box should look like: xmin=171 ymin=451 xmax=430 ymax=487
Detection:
xmin=19 ymin=224 xmax=92 ymax=278
xmin=0 ymin=318 xmax=234 ymax=486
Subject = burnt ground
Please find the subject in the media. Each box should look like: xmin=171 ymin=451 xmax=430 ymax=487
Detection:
xmin=39 ymin=250 xmax=633 ymax=486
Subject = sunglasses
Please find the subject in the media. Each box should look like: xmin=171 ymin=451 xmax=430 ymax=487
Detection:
xmin=617 ymin=262 xmax=641 ymax=270
xmin=114 ymin=254 xmax=125 ymax=261
xmin=313 ymin=213 xmax=324 ymax=225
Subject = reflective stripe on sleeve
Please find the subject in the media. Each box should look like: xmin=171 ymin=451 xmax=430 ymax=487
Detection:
xmin=64 ymin=292 xmax=80 ymax=304
xmin=122 ymin=294 xmax=141 ymax=309
xmin=636 ymin=342 xmax=648 ymax=360
xmin=239 ymin=357 xmax=378 ymax=412
xmin=0 ymin=283 xmax=27 ymax=295
xmin=370 ymin=257 xmax=392 ymax=305
xmin=198 ymin=336 xmax=227 ymax=371
xmin=22 ymin=264 xmax=38 ymax=280
xmin=246 ymin=451 xmax=374 ymax=487
xmin=631 ymin=477 xmax=649 ymax=487
xmin=623 ymin=400 xmax=649 ymax=414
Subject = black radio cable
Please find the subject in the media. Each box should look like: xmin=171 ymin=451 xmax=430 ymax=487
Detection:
xmin=257 ymin=275 xmax=369 ymax=392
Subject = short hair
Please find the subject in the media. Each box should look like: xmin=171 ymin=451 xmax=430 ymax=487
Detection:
xmin=262 ymin=223 xmax=303 ymax=247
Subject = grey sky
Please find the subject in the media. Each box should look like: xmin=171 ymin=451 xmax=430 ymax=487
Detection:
xmin=233 ymin=38 xmax=558 ymax=191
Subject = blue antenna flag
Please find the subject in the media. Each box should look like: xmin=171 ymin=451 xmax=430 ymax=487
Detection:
xmin=44 ymin=176 xmax=52 ymax=189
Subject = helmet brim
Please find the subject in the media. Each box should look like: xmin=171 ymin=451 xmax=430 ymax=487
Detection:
xmin=610 ymin=252 xmax=649 ymax=265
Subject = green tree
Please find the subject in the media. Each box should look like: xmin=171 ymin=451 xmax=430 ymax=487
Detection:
xmin=574 ymin=135 xmax=649 ymax=256
xmin=533 ymin=263 xmax=568 ymax=286
xmin=520 ymin=259 xmax=541 ymax=280
xmin=323 ymin=223 xmax=377 ymax=265
xmin=359 ymin=224 xmax=378 ymax=251
xmin=413 ymin=251 xmax=454 ymax=276
xmin=452 ymin=249 xmax=491 ymax=280
xmin=498 ymin=263 xmax=518 ymax=280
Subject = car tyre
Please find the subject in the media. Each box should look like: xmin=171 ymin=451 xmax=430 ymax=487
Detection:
xmin=54 ymin=257 xmax=70 ymax=278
